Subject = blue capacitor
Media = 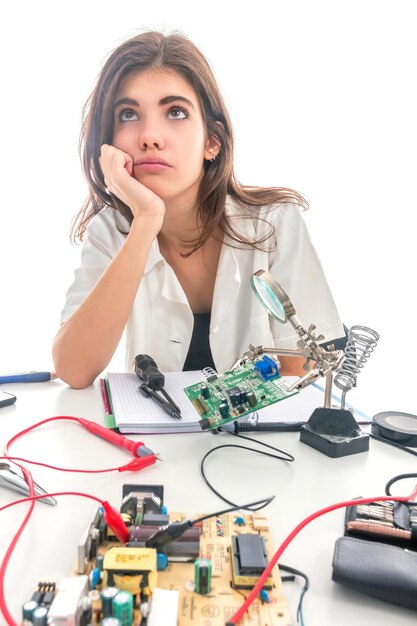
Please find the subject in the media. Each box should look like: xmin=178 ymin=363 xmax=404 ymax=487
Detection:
xmin=157 ymin=551 xmax=168 ymax=570
xmin=260 ymin=588 xmax=270 ymax=603
xmin=90 ymin=567 xmax=101 ymax=589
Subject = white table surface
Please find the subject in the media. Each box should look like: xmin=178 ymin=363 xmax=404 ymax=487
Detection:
xmin=1 ymin=377 xmax=417 ymax=626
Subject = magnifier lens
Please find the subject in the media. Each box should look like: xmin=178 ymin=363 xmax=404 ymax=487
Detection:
xmin=251 ymin=274 xmax=287 ymax=323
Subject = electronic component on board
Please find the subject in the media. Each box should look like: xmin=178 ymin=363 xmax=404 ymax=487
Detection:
xmin=103 ymin=546 xmax=157 ymax=595
xmin=254 ymin=355 xmax=280 ymax=381
xmin=32 ymin=606 xmax=48 ymax=626
xmin=77 ymin=507 xmax=103 ymax=574
xmin=231 ymin=534 xmax=273 ymax=589
xmin=101 ymin=618 xmax=122 ymax=626
xmin=147 ymin=588 xmax=179 ymax=626
xmin=194 ymin=558 xmax=212 ymax=594
xmin=30 ymin=484 xmax=290 ymax=626
xmin=47 ymin=576 xmax=89 ymax=626
xmin=247 ymin=391 xmax=257 ymax=408
xmin=112 ymin=590 xmax=134 ymax=625
xmin=201 ymin=385 xmax=210 ymax=399
xmin=22 ymin=600 xmax=39 ymax=623
xmin=184 ymin=361 xmax=298 ymax=431
xmin=101 ymin=587 xmax=120 ymax=617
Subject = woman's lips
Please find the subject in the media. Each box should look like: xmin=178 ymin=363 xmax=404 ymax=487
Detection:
xmin=133 ymin=158 xmax=172 ymax=172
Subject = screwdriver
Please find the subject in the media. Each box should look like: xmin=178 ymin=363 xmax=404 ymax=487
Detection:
xmin=134 ymin=354 xmax=181 ymax=415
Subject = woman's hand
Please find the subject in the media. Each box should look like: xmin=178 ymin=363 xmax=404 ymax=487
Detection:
xmin=99 ymin=144 xmax=165 ymax=222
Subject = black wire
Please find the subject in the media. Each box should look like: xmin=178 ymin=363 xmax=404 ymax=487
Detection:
xmin=225 ymin=430 xmax=295 ymax=462
xmin=385 ymin=473 xmax=417 ymax=497
xmin=193 ymin=496 xmax=275 ymax=524
xmin=370 ymin=433 xmax=417 ymax=457
xmin=200 ymin=430 xmax=294 ymax=508
xmin=279 ymin=564 xmax=310 ymax=624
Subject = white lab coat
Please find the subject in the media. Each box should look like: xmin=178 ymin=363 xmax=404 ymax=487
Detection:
xmin=61 ymin=198 xmax=344 ymax=373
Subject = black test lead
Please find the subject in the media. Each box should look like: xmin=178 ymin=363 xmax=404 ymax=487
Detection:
xmin=138 ymin=383 xmax=182 ymax=420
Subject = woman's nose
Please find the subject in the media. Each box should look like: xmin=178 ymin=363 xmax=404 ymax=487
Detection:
xmin=138 ymin=120 xmax=164 ymax=150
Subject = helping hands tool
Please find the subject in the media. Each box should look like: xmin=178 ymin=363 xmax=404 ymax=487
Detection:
xmin=0 ymin=462 xmax=57 ymax=506
xmin=134 ymin=354 xmax=182 ymax=419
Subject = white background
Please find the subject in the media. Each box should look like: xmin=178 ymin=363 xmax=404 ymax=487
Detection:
xmin=0 ymin=0 xmax=416 ymax=415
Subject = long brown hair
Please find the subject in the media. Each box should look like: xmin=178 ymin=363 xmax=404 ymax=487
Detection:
xmin=73 ymin=31 xmax=308 ymax=253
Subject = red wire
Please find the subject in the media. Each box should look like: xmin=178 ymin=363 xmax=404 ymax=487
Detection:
xmin=229 ymin=485 xmax=417 ymax=624
xmin=0 ymin=490 xmax=112 ymax=626
xmin=0 ymin=456 xmax=124 ymax=474
xmin=0 ymin=415 xmax=146 ymax=625
xmin=0 ymin=489 xmax=34 ymax=626
xmin=0 ymin=490 xmax=104 ymax=515
xmin=4 ymin=415 xmax=81 ymax=453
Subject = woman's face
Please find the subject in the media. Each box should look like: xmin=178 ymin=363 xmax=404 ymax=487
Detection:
xmin=112 ymin=68 xmax=216 ymax=207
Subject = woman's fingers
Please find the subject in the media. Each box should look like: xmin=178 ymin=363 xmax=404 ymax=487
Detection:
xmin=99 ymin=145 xmax=165 ymax=219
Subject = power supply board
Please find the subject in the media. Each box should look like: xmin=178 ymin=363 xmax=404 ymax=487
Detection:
xmin=21 ymin=484 xmax=291 ymax=626
xmin=183 ymin=357 xmax=299 ymax=430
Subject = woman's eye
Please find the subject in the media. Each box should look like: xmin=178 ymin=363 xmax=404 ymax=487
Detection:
xmin=167 ymin=107 xmax=188 ymax=120
xmin=119 ymin=109 xmax=138 ymax=122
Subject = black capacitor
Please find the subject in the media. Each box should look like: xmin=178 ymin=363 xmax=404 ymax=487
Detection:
xmin=194 ymin=558 xmax=212 ymax=594
xmin=32 ymin=607 xmax=48 ymax=626
xmin=201 ymin=385 xmax=210 ymax=399
xmin=96 ymin=554 xmax=104 ymax=572
xmin=229 ymin=393 xmax=239 ymax=407
xmin=22 ymin=601 xmax=39 ymax=620
xmin=101 ymin=587 xmax=120 ymax=617
xmin=129 ymin=525 xmax=200 ymax=543
xmin=240 ymin=391 xmax=248 ymax=404
xmin=247 ymin=391 xmax=257 ymax=407
xmin=80 ymin=597 xmax=93 ymax=626
xmin=219 ymin=403 xmax=229 ymax=418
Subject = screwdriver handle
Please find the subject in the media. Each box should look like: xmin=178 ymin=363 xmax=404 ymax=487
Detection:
xmin=134 ymin=354 xmax=165 ymax=390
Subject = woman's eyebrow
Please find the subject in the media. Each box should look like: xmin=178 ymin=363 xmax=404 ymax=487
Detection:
xmin=159 ymin=95 xmax=196 ymax=110
xmin=114 ymin=94 xmax=196 ymax=110
xmin=114 ymin=97 xmax=139 ymax=108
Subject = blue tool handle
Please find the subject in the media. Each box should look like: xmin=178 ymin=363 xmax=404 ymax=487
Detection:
xmin=0 ymin=372 xmax=52 ymax=384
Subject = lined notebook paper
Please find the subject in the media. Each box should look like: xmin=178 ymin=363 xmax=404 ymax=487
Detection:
xmin=106 ymin=373 xmax=369 ymax=434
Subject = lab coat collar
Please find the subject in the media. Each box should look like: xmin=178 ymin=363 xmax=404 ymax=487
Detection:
xmin=143 ymin=196 xmax=248 ymax=309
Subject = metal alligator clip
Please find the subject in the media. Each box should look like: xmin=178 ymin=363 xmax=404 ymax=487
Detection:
xmin=0 ymin=463 xmax=57 ymax=506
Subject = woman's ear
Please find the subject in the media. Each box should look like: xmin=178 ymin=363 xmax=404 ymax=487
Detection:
xmin=204 ymin=135 xmax=221 ymax=162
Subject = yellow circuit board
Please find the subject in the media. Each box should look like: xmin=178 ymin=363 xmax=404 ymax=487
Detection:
xmin=69 ymin=511 xmax=291 ymax=626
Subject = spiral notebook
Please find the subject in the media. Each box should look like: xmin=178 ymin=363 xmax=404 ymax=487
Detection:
xmin=105 ymin=372 xmax=370 ymax=434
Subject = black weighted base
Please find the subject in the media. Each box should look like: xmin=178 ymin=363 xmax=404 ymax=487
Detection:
xmin=299 ymin=407 xmax=369 ymax=458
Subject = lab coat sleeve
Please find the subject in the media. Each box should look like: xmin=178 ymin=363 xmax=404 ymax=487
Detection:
xmin=60 ymin=210 xmax=124 ymax=323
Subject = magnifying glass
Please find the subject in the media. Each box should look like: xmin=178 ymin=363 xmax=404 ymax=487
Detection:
xmin=250 ymin=270 xmax=296 ymax=324
xmin=250 ymin=269 xmax=369 ymax=458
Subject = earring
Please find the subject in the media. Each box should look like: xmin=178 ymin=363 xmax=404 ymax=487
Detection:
xmin=210 ymin=152 xmax=217 ymax=162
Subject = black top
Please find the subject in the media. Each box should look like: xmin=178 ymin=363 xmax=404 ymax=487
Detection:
xmin=182 ymin=317 xmax=347 ymax=373
xmin=183 ymin=313 xmax=216 ymax=372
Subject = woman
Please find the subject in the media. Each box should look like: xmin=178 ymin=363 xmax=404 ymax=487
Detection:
xmin=53 ymin=31 xmax=344 ymax=388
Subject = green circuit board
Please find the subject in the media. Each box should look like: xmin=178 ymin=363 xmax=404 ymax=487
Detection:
xmin=184 ymin=358 xmax=299 ymax=430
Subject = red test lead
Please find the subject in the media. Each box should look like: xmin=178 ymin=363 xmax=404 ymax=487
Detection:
xmin=101 ymin=500 xmax=130 ymax=543
xmin=77 ymin=418 xmax=154 ymax=459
